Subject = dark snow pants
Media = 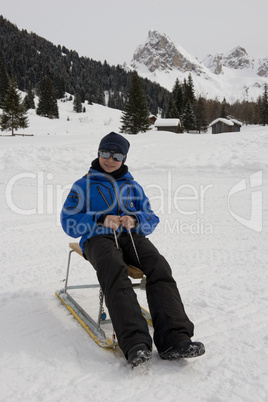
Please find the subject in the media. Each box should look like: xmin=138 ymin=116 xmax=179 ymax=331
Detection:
xmin=83 ymin=233 xmax=194 ymax=358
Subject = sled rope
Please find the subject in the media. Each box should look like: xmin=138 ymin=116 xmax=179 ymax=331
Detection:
xmin=113 ymin=229 xmax=119 ymax=249
xmin=113 ymin=229 xmax=142 ymax=268
xmin=128 ymin=230 xmax=142 ymax=269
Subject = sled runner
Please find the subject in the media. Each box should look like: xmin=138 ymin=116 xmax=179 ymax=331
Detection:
xmin=55 ymin=241 xmax=152 ymax=349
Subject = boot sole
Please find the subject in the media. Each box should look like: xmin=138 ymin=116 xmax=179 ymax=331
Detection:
xmin=160 ymin=345 xmax=205 ymax=360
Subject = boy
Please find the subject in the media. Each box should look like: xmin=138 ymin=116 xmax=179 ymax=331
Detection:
xmin=61 ymin=132 xmax=205 ymax=368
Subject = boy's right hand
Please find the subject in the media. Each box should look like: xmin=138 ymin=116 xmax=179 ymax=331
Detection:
xmin=103 ymin=215 xmax=121 ymax=230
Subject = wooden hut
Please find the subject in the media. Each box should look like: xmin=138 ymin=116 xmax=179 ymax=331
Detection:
xmin=149 ymin=115 xmax=157 ymax=125
xmin=210 ymin=117 xmax=242 ymax=134
xmin=155 ymin=118 xmax=181 ymax=133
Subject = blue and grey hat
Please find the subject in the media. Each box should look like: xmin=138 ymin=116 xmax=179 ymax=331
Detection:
xmin=98 ymin=132 xmax=130 ymax=158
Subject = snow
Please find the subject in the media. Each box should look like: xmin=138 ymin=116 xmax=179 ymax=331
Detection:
xmin=155 ymin=118 xmax=180 ymax=127
xmin=1 ymin=99 xmax=268 ymax=401
xmin=209 ymin=118 xmax=243 ymax=128
xmin=228 ymin=118 xmax=243 ymax=127
xmin=209 ymin=118 xmax=234 ymax=127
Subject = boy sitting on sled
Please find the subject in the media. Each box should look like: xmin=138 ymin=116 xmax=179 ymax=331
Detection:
xmin=61 ymin=132 xmax=205 ymax=368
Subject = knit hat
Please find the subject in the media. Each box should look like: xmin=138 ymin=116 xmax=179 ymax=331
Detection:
xmin=98 ymin=132 xmax=130 ymax=159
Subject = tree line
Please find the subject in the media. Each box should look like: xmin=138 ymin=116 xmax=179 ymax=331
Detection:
xmin=164 ymin=75 xmax=268 ymax=131
xmin=0 ymin=16 xmax=170 ymax=116
xmin=0 ymin=15 xmax=268 ymax=135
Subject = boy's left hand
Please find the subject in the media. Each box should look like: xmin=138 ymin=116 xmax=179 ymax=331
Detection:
xmin=120 ymin=215 xmax=136 ymax=231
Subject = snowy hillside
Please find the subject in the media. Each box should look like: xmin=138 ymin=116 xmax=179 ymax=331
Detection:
xmin=130 ymin=30 xmax=268 ymax=103
xmin=1 ymin=100 xmax=268 ymax=401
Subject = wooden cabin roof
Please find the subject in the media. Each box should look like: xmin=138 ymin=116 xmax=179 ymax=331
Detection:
xmin=155 ymin=118 xmax=180 ymax=127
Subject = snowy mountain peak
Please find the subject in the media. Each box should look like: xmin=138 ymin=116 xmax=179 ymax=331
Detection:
xmin=129 ymin=31 xmax=268 ymax=102
xmin=226 ymin=46 xmax=253 ymax=70
xmin=258 ymin=56 xmax=268 ymax=77
xmin=131 ymin=30 xmax=202 ymax=74
xmin=225 ymin=46 xmax=255 ymax=70
xmin=203 ymin=45 xmax=266 ymax=75
xmin=202 ymin=53 xmax=224 ymax=75
xmin=202 ymin=46 xmax=255 ymax=74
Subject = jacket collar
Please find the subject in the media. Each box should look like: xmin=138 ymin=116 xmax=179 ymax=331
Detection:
xmin=86 ymin=159 xmax=134 ymax=182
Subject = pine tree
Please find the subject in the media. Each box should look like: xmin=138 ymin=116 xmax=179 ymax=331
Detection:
xmin=183 ymin=74 xmax=196 ymax=107
xmin=120 ymin=71 xmax=150 ymax=134
xmin=54 ymin=75 xmax=65 ymax=99
xmin=195 ymin=97 xmax=208 ymax=133
xmin=182 ymin=101 xmax=196 ymax=132
xmin=181 ymin=74 xmax=197 ymax=131
xmin=0 ymin=77 xmax=29 ymax=135
xmin=73 ymin=93 xmax=82 ymax=113
xmin=172 ymin=78 xmax=184 ymax=116
xmin=0 ymin=57 xmax=9 ymax=107
xmin=259 ymin=83 xmax=268 ymax=125
xmin=23 ymin=88 xmax=35 ymax=110
xmin=220 ymin=98 xmax=228 ymax=118
xmin=166 ymin=96 xmax=179 ymax=118
xmin=36 ymin=76 xmax=59 ymax=118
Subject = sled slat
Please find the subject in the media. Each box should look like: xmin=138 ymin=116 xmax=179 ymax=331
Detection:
xmin=69 ymin=242 xmax=84 ymax=257
xmin=127 ymin=265 xmax=144 ymax=279
xmin=69 ymin=243 xmax=144 ymax=279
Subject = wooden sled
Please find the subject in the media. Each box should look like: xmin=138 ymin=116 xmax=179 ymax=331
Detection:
xmin=55 ymin=242 xmax=152 ymax=348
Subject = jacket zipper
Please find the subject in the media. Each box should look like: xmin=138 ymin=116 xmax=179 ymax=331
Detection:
xmin=125 ymin=187 xmax=130 ymax=208
xmin=66 ymin=192 xmax=79 ymax=209
xmin=110 ymin=180 xmax=121 ymax=215
xmin=96 ymin=179 xmax=121 ymax=218
xmin=97 ymin=186 xmax=110 ymax=208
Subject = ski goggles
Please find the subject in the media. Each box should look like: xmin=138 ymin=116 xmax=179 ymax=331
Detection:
xmin=99 ymin=150 xmax=125 ymax=162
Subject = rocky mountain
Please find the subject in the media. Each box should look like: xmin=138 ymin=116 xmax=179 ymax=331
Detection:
xmin=203 ymin=46 xmax=255 ymax=74
xmin=132 ymin=29 xmax=203 ymax=74
xmin=202 ymin=46 xmax=268 ymax=76
xmin=130 ymin=30 xmax=268 ymax=103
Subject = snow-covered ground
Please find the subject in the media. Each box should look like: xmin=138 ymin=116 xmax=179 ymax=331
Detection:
xmin=1 ymin=100 xmax=268 ymax=401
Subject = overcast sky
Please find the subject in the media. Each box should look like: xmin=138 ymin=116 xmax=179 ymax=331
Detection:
xmin=2 ymin=0 xmax=268 ymax=66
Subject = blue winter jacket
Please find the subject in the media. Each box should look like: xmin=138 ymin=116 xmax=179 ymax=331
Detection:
xmin=60 ymin=167 xmax=160 ymax=251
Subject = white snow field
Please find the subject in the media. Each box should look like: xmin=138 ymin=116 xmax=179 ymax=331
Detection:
xmin=1 ymin=100 xmax=268 ymax=402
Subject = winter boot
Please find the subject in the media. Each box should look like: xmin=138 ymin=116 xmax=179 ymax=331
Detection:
xmin=160 ymin=340 xmax=205 ymax=360
xmin=127 ymin=343 xmax=152 ymax=369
